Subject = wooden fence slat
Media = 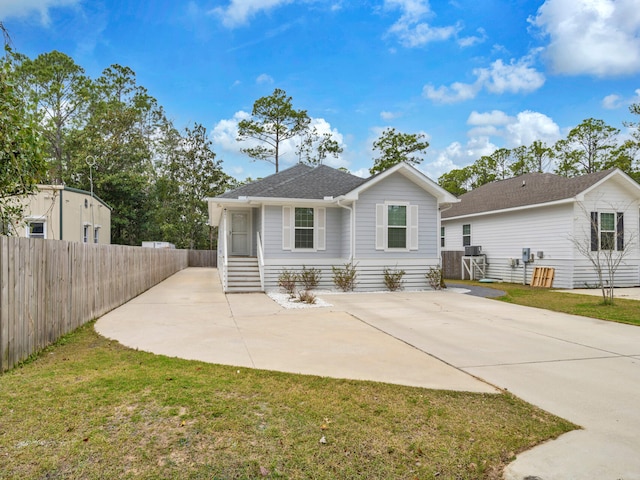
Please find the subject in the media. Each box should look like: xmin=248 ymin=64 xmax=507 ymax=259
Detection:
xmin=0 ymin=236 xmax=8 ymax=371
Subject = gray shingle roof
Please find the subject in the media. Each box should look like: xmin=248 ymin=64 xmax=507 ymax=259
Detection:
xmin=442 ymin=169 xmax=615 ymax=218
xmin=218 ymin=163 xmax=368 ymax=200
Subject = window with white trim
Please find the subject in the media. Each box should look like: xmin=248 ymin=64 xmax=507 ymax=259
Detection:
xmin=441 ymin=226 xmax=445 ymax=248
xmin=295 ymin=207 xmax=314 ymax=249
xmin=375 ymin=203 xmax=418 ymax=251
xmin=26 ymin=221 xmax=45 ymax=239
xmin=387 ymin=205 xmax=407 ymax=248
xmin=282 ymin=206 xmax=326 ymax=251
xmin=462 ymin=224 xmax=471 ymax=247
xmin=94 ymin=226 xmax=100 ymax=244
xmin=83 ymin=224 xmax=89 ymax=244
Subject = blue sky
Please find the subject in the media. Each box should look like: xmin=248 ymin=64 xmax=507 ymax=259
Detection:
xmin=2 ymin=0 xmax=640 ymax=181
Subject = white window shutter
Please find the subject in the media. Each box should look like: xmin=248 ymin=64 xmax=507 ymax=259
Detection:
xmin=409 ymin=205 xmax=419 ymax=250
xmin=282 ymin=206 xmax=292 ymax=250
xmin=316 ymin=207 xmax=326 ymax=250
xmin=375 ymin=204 xmax=385 ymax=250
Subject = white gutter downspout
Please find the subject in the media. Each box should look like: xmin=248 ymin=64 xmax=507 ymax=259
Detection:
xmin=336 ymin=198 xmax=355 ymax=262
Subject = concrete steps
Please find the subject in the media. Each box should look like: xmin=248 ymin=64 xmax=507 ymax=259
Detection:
xmin=226 ymin=257 xmax=262 ymax=293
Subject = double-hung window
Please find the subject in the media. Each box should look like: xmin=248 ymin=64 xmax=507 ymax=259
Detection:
xmin=462 ymin=224 xmax=471 ymax=247
xmin=600 ymin=213 xmax=615 ymax=250
xmin=282 ymin=206 xmax=326 ymax=251
xmin=387 ymin=205 xmax=407 ymax=249
xmin=441 ymin=226 xmax=445 ymax=248
xmin=591 ymin=211 xmax=624 ymax=251
xmin=83 ymin=224 xmax=90 ymax=244
xmin=375 ymin=202 xmax=418 ymax=251
xmin=294 ymin=208 xmax=314 ymax=249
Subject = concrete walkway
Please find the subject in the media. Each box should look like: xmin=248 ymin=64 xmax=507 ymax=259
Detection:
xmin=95 ymin=268 xmax=640 ymax=480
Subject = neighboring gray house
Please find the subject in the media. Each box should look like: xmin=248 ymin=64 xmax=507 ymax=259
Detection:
xmin=441 ymin=168 xmax=640 ymax=288
xmin=207 ymin=162 xmax=458 ymax=292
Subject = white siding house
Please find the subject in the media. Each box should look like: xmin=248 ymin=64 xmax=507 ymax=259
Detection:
xmin=441 ymin=169 xmax=640 ymax=288
xmin=207 ymin=162 xmax=458 ymax=292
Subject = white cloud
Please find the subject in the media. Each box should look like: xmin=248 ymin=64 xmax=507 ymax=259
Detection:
xmin=0 ymin=0 xmax=80 ymax=24
xmin=532 ymin=0 xmax=640 ymax=76
xmin=457 ymin=27 xmax=487 ymax=48
xmin=380 ymin=111 xmax=402 ymax=120
xmin=210 ymin=0 xmax=293 ymax=28
xmin=423 ymin=136 xmax=498 ymax=179
xmin=384 ymin=0 xmax=431 ymax=22
xmin=602 ymin=94 xmax=623 ymax=110
xmin=256 ymin=73 xmax=274 ymax=84
xmin=466 ymin=109 xmax=561 ymax=148
xmin=307 ymin=117 xmax=349 ymax=169
xmin=211 ymin=110 xmax=251 ymax=152
xmin=474 ymin=57 xmax=545 ymax=94
xmin=390 ymin=22 xmax=460 ymax=47
xmin=602 ymin=89 xmax=640 ymax=109
xmin=423 ymin=81 xmax=480 ymax=104
xmin=424 ymin=54 xmax=545 ymax=104
xmin=384 ymin=0 xmax=461 ymax=47
xmin=425 ymin=111 xmax=561 ymax=178
xmin=351 ymin=167 xmax=371 ymax=178
xmin=467 ymin=110 xmax=512 ymax=126
xmin=504 ymin=111 xmax=561 ymax=147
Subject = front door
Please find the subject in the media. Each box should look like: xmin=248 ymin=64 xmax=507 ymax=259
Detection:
xmin=230 ymin=212 xmax=249 ymax=256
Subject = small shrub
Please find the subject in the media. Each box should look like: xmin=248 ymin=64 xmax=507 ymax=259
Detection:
xmin=383 ymin=266 xmax=406 ymax=291
xmin=300 ymin=266 xmax=321 ymax=290
xmin=332 ymin=262 xmax=358 ymax=292
xmin=278 ymin=269 xmax=298 ymax=297
xmin=425 ymin=266 xmax=445 ymax=290
xmin=297 ymin=290 xmax=317 ymax=304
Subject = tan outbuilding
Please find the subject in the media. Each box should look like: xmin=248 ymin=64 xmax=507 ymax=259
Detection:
xmin=13 ymin=185 xmax=111 ymax=244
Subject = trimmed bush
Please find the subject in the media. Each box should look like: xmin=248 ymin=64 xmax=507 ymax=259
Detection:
xmin=383 ymin=266 xmax=406 ymax=291
xmin=278 ymin=269 xmax=298 ymax=297
xmin=332 ymin=262 xmax=358 ymax=292
xmin=300 ymin=266 xmax=321 ymax=290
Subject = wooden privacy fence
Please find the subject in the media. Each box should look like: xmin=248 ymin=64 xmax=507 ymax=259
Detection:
xmin=188 ymin=249 xmax=217 ymax=267
xmin=441 ymin=250 xmax=464 ymax=280
xmin=0 ymin=237 xmax=190 ymax=373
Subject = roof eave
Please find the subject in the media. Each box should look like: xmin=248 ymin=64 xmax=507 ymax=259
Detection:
xmin=207 ymin=196 xmax=338 ymax=206
xmin=442 ymin=197 xmax=576 ymax=221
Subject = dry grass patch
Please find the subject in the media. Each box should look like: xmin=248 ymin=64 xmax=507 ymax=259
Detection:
xmin=0 ymin=323 xmax=575 ymax=479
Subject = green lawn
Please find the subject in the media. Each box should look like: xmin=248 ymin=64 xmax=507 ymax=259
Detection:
xmin=0 ymin=323 xmax=575 ymax=480
xmin=450 ymin=280 xmax=640 ymax=326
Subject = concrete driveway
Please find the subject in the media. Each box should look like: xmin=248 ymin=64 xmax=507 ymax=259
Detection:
xmin=95 ymin=268 xmax=640 ymax=480
xmin=325 ymin=291 xmax=640 ymax=480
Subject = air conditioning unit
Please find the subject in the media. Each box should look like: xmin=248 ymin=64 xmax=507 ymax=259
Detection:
xmin=465 ymin=245 xmax=482 ymax=256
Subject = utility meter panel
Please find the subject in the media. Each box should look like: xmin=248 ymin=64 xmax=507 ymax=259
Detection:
xmin=522 ymin=248 xmax=531 ymax=263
